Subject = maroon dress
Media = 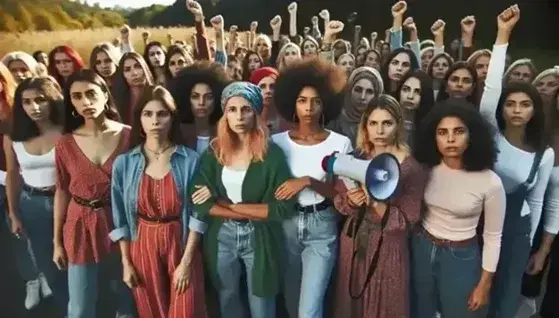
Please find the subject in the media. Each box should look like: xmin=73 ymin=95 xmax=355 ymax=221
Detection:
xmin=332 ymin=157 xmax=428 ymax=318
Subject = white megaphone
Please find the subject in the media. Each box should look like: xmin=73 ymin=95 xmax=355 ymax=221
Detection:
xmin=321 ymin=152 xmax=401 ymax=201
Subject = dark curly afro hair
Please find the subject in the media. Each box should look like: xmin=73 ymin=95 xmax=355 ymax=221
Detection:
xmin=171 ymin=61 xmax=231 ymax=125
xmin=413 ymin=98 xmax=497 ymax=172
xmin=273 ymin=59 xmax=347 ymax=125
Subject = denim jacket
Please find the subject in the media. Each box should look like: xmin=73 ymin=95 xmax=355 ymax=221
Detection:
xmin=109 ymin=145 xmax=207 ymax=245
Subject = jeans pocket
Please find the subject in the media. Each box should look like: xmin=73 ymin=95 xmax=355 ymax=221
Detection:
xmin=449 ymin=245 xmax=478 ymax=261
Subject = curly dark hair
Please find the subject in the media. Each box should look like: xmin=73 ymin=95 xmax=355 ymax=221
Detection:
xmin=170 ymin=61 xmax=231 ymax=125
xmin=413 ymin=98 xmax=497 ymax=171
xmin=396 ymin=70 xmax=435 ymax=128
xmin=436 ymin=61 xmax=480 ymax=106
xmin=274 ymin=59 xmax=346 ymax=125
xmin=495 ymin=82 xmax=548 ymax=152
xmin=11 ymin=77 xmax=64 ymax=141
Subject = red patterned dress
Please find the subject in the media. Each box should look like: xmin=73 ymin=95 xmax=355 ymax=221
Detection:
xmin=332 ymin=157 xmax=427 ymax=318
xmin=130 ymin=172 xmax=207 ymax=318
xmin=55 ymin=128 xmax=130 ymax=264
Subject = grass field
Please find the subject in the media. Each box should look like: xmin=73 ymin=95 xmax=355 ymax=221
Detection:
xmin=0 ymin=27 xmax=203 ymax=65
xmin=0 ymin=27 xmax=557 ymax=70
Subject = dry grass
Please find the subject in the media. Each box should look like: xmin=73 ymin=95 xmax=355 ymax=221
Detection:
xmin=0 ymin=27 xmax=211 ymax=65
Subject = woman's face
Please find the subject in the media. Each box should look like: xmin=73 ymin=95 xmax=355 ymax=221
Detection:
xmin=54 ymin=52 xmax=74 ymax=78
xmin=421 ymin=50 xmax=434 ymax=71
xmin=258 ymin=76 xmax=276 ymax=106
xmin=248 ymin=54 xmax=262 ymax=72
xmin=224 ymin=96 xmax=256 ymax=134
xmin=148 ymin=46 xmax=165 ymax=68
xmin=356 ymin=47 xmax=367 ymax=66
xmin=364 ymin=51 xmax=380 ymax=70
xmin=436 ymin=116 xmax=469 ymax=159
xmin=168 ymin=53 xmax=187 ymax=78
xmin=450 ymin=39 xmax=460 ymax=51
xmin=502 ymin=92 xmax=534 ymax=129
xmin=69 ymin=81 xmax=108 ymax=119
xmin=334 ymin=42 xmax=346 ymax=59
xmin=141 ymin=99 xmax=172 ymax=139
xmin=95 ymin=51 xmax=116 ymax=79
xmin=399 ymin=77 xmax=422 ymax=110
xmin=190 ymin=83 xmax=214 ymax=119
xmin=235 ymin=48 xmax=247 ymax=61
xmin=8 ymin=60 xmax=32 ymax=83
xmin=303 ymin=41 xmax=318 ymax=56
xmin=446 ymin=68 xmax=474 ymax=99
xmin=381 ymin=44 xmax=391 ymax=56
xmin=227 ymin=60 xmax=242 ymax=81
xmin=534 ymin=75 xmax=559 ymax=97
xmin=255 ymin=38 xmax=270 ymax=59
xmin=388 ymin=53 xmax=411 ymax=82
xmin=123 ymin=58 xmax=147 ymax=87
xmin=432 ymin=56 xmax=450 ymax=79
xmin=366 ymin=108 xmax=397 ymax=148
xmin=296 ymin=86 xmax=323 ymax=124
xmin=36 ymin=53 xmax=48 ymax=66
xmin=338 ymin=55 xmax=355 ymax=74
xmin=350 ymin=78 xmax=376 ymax=109
xmin=21 ymin=89 xmax=51 ymax=122
xmin=508 ymin=65 xmax=533 ymax=83
xmin=283 ymin=46 xmax=300 ymax=66
xmin=474 ymin=55 xmax=490 ymax=81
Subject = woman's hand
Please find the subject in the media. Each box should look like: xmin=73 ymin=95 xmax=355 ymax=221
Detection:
xmin=192 ymin=185 xmax=212 ymax=205
xmin=288 ymin=2 xmax=297 ymax=15
xmin=461 ymin=16 xmax=476 ymax=34
xmin=497 ymin=4 xmax=520 ymax=32
xmin=123 ymin=262 xmax=140 ymax=289
xmin=250 ymin=21 xmax=258 ymax=33
xmin=270 ymin=15 xmax=282 ymax=33
xmin=468 ymin=282 xmax=491 ymax=311
xmin=526 ymin=250 xmax=548 ymax=275
xmin=403 ymin=17 xmax=417 ymax=32
xmin=210 ymin=15 xmax=224 ymax=33
xmin=9 ymin=216 xmax=24 ymax=238
xmin=319 ymin=9 xmax=330 ymax=21
xmin=391 ymin=1 xmax=407 ymax=18
xmin=275 ymin=177 xmax=309 ymax=200
xmin=430 ymin=19 xmax=445 ymax=36
xmin=173 ymin=260 xmax=191 ymax=294
xmin=346 ymin=187 xmax=367 ymax=208
xmin=186 ymin=0 xmax=204 ymax=21
xmin=53 ymin=242 xmax=67 ymax=270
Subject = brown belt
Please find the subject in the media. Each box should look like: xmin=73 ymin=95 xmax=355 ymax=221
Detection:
xmin=72 ymin=196 xmax=108 ymax=210
xmin=420 ymin=227 xmax=478 ymax=248
xmin=138 ymin=213 xmax=180 ymax=224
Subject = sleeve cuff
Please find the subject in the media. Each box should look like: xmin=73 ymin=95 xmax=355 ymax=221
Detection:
xmin=109 ymin=227 xmax=130 ymax=242
xmin=188 ymin=216 xmax=207 ymax=234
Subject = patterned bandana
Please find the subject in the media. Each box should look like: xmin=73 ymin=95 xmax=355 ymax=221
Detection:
xmin=221 ymin=82 xmax=264 ymax=114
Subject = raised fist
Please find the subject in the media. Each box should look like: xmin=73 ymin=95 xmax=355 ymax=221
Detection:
xmin=391 ymin=1 xmax=407 ymax=17
xmin=142 ymin=31 xmax=150 ymax=40
xmin=325 ymin=20 xmax=345 ymax=36
xmin=270 ymin=15 xmax=282 ymax=30
xmin=303 ymin=26 xmax=310 ymax=35
xmin=371 ymin=32 xmax=378 ymax=39
xmin=312 ymin=16 xmax=319 ymax=25
xmin=497 ymin=4 xmax=520 ymax=31
xmin=250 ymin=21 xmax=258 ymax=32
xmin=319 ymin=9 xmax=330 ymax=20
xmin=403 ymin=17 xmax=416 ymax=30
xmin=461 ymin=15 xmax=476 ymax=33
xmin=229 ymin=25 xmax=238 ymax=33
xmin=210 ymin=15 xmax=224 ymax=30
xmin=288 ymin=2 xmax=297 ymax=14
xmin=186 ymin=0 xmax=203 ymax=17
xmin=430 ymin=19 xmax=446 ymax=35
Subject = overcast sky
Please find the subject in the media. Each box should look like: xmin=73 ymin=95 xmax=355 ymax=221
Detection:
xmin=91 ymin=0 xmax=175 ymax=9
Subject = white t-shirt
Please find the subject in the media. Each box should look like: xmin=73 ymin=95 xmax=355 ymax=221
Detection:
xmin=221 ymin=166 xmax=247 ymax=204
xmin=272 ymin=130 xmax=353 ymax=206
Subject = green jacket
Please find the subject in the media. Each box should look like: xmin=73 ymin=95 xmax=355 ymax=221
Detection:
xmin=190 ymin=142 xmax=296 ymax=297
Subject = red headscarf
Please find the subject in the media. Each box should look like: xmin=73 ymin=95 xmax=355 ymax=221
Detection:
xmin=249 ymin=67 xmax=279 ymax=85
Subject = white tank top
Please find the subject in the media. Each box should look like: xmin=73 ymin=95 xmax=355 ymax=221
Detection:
xmin=12 ymin=142 xmax=56 ymax=188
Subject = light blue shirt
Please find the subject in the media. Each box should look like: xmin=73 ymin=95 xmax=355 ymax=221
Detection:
xmin=109 ymin=145 xmax=207 ymax=245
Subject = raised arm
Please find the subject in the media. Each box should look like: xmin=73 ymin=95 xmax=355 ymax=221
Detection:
xmin=389 ymin=1 xmax=407 ymax=50
xmin=460 ymin=16 xmax=476 ymax=61
xmin=186 ymin=0 xmax=210 ymax=60
xmin=210 ymin=15 xmax=226 ymax=66
xmin=403 ymin=17 xmax=421 ymax=66
xmin=319 ymin=21 xmax=345 ymax=62
xmin=479 ymin=6 xmax=520 ymax=129
xmin=288 ymin=2 xmax=298 ymax=39
xmin=430 ymin=19 xmax=446 ymax=56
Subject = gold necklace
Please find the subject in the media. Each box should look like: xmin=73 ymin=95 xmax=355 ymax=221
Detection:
xmin=144 ymin=144 xmax=173 ymax=160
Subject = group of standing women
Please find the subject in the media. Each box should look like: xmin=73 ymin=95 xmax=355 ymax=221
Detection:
xmin=0 ymin=0 xmax=558 ymax=318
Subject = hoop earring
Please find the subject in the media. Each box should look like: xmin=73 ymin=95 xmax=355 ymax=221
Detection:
xmin=104 ymin=104 xmax=110 ymax=112
xmin=72 ymin=110 xmax=79 ymax=118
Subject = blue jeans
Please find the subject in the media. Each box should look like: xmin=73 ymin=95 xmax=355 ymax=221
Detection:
xmin=216 ymin=220 xmax=276 ymax=318
xmin=282 ymin=207 xmax=339 ymax=318
xmin=67 ymin=253 xmax=134 ymax=318
xmin=18 ymin=188 xmax=68 ymax=310
xmin=410 ymin=231 xmax=486 ymax=318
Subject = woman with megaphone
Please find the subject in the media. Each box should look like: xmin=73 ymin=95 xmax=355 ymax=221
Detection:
xmin=330 ymin=94 xmax=428 ymax=318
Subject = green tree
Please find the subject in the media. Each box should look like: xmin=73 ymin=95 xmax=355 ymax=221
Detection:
xmin=94 ymin=11 xmax=125 ymax=28
xmin=50 ymin=5 xmax=83 ymax=29
xmin=14 ymin=4 xmax=35 ymax=31
xmin=33 ymin=9 xmax=60 ymax=31
xmin=0 ymin=8 xmax=19 ymax=31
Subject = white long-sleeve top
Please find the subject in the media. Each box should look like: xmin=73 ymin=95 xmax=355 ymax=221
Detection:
xmin=544 ymin=167 xmax=559 ymax=234
xmin=479 ymin=43 xmax=555 ymax=242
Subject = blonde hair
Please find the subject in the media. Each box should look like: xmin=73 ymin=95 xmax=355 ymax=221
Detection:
xmin=0 ymin=62 xmax=16 ymax=119
xmin=211 ymin=113 xmax=269 ymax=166
xmin=355 ymin=94 xmax=409 ymax=155
xmin=277 ymin=42 xmax=301 ymax=70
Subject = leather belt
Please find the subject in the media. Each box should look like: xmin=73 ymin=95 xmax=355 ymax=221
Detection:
xmin=420 ymin=227 xmax=478 ymax=248
xmin=22 ymin=183 xmax=55 ymax=196
xmin=72 ymin=196 xmax=108 ymax=210
xmin=295 ymin=199 xmax=332 ymax=213
xmin=138 ymin=213 xmax=180 ymax=224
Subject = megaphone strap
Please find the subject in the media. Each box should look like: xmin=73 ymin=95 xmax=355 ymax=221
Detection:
xmin=348 ymin=203 xmax=391 ymax=299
